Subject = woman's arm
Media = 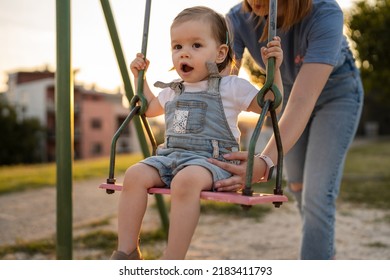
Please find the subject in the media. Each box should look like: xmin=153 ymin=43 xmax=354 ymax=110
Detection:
xmin=262 ymin=63 xmax=333 ymax=163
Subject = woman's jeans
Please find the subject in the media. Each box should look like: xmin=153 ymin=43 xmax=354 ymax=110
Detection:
xmin=284 ymin=68 xmax=363 ymax=260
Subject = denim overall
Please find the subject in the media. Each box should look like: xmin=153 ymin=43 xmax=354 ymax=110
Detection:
xmin=141 ymin=63 xmax=239 ymax=187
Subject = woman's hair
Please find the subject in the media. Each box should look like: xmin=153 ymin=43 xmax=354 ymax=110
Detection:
xmin=172 ymin=6 xmax=234 ymax=72
xmin=243 ymin=0 xmax=312 ymax=42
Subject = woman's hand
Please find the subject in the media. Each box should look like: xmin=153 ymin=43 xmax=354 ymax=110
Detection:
xmin=208 ymin=151 xmax=267 ymax=192
xmin=261 ymin=36 xmax=283 ymax=70
xmin=208 ymin=152 xmax=248 ymax=192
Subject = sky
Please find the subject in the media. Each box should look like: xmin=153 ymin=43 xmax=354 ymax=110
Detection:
xmin=0 ymin=0 xmax=356 ymax=94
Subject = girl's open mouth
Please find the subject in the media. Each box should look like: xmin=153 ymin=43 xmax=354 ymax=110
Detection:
xmin=181 ymin=63 xmax=194 ymax=73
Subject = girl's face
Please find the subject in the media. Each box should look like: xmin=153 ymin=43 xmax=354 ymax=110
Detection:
xmin=170 ymin=20 xmax=227 ymax=83
xmin=246 ymin=0 xmax=269 ymax=16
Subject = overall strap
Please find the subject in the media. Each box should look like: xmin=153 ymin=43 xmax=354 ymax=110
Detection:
xmin=206 ymin=62 xmax=221 ymax=94
xmin=154 ymin=80 xmax=184 ymax=95
xmin=154 ymin=62 xmax=220 ymax=94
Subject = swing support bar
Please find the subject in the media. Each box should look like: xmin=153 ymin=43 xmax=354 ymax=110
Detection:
xmin=100 ymin=0 xmax=169 ymax=233
xmin=56 ymin=0 xmax=73 ymax=260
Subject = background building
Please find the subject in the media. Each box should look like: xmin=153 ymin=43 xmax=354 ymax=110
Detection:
xmin=4 ymin=69 xmax=140 ymax=162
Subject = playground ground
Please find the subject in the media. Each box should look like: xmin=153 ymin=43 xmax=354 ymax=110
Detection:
xmin=0 ymin=171 xmax=389 ymax=260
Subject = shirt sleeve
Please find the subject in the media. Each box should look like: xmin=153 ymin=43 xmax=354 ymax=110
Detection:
xmin=157 ymin=87 xmax=175 ymax=108
xmin=304 ymin=4 xmax=344 ymax=66
xmin=223 ymin=76 xmax=259 ymax=111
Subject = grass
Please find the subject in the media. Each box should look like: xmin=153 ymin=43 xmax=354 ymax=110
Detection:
xmin=339 ymin=139 xmax=390 ymax=209
xmin=0 ymin=153 xmax=142 ymax=194
xmin=0 ymin=228 xmax=166 ymax=260
xmin=0 ymin=239 xmax=55 ymax=258
xmin=364 ymin=241 xmax=388 ymax=249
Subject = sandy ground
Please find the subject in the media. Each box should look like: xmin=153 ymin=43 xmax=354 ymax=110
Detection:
xmin=0 ymin=175 xmax=389 ymax=260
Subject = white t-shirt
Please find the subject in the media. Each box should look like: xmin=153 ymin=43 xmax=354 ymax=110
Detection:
xmin=157 ymin=75 xmax=259 ymax=141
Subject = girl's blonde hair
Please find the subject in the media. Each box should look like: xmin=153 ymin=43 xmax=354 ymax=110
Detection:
xmin=242 ymin=0 xmax=312 ymax=42
xmin=172 ymin=6 xmax=234 ymax=72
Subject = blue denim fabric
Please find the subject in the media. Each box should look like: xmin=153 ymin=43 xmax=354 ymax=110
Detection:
xmin=284 ymin=60 xmax=363 ymax=259
xmin=141 ymin=148 xmax=233 ymax=188
xmin=142 ymin=65 xmax=239 ymax=189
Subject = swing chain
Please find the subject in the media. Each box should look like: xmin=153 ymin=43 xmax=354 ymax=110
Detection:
xmin=242 ymin=0 xmax=284 ymax=208
xmin=256 ymin=58 xmax=282 ymax=111
xmin=130 ymin=93 xmax=148 ymax=115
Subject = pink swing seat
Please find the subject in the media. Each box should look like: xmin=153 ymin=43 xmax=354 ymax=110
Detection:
xmin=99 ymin=183 xmax=288 ymax=206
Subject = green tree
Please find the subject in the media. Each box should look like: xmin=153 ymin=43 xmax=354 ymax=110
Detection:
xmin=0 ymin=99 xmax=43 ymax=165
xmin=347 ymin=0 xmax=390 ymax=134
xmin=242 ymin=50 xmax=266 ymax=88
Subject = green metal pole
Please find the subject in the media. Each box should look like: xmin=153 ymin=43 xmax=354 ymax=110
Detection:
xmin=100 ymin=0 xmax=134 ymax=102
xmin=100 ymin=0 xmax=169 ymax=235
xmin=100 ymin=0 xmax=149 ymax=157
xmin=55 ymin=0 xmax=73 ymax=259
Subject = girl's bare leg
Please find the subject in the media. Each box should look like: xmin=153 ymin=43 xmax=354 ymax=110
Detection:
xmin=117 ymin=163 xmax=164 ymax=254
xmin=162 ymin=166 xmax=213 ymax=259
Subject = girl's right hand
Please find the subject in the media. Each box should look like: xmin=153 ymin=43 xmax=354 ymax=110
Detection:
xmin=130 ymin=53 xmax=150 ymax=78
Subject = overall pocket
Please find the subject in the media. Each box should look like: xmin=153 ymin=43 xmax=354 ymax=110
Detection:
xmin=172 ymin=100 xmax=207 ymax=134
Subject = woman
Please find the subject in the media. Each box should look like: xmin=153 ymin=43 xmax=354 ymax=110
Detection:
xmin=209 ymin=0 xmax=363 ymax=259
